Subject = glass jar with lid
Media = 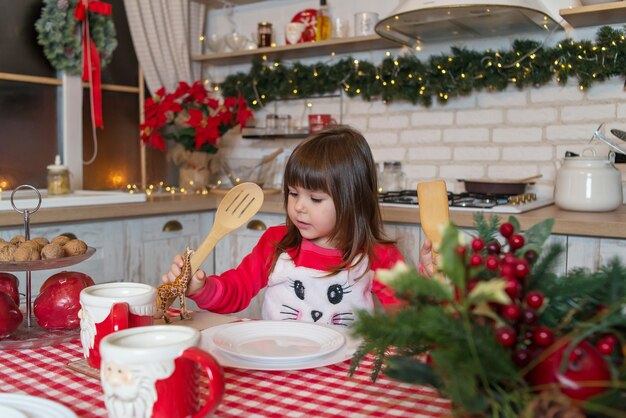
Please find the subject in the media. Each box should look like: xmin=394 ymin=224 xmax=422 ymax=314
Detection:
xmin=47 ymin=155 xmax=71 ymax=195
xmin=381 ymin=161 xmax=406 ymax=192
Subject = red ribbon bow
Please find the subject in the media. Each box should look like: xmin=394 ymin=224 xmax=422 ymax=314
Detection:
xmin=75 ymin=0 xmax=112 ymax=129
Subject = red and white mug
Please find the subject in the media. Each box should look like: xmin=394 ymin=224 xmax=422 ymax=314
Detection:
xmin=100 ymin=325 xmax=224 ymax=418
xmin=308 ymin=114 xmax=337 ymax=133
xmin=79 ymin=282 xmax=156 ymax=369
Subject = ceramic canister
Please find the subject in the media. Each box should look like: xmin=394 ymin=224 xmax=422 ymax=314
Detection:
xmin=554 ymin=150 xmax=623 ymax=212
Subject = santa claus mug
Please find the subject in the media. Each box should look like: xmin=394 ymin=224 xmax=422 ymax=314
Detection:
xmin=100 ymin=325 xmax=224 ymax=418
xmin=79 ymin=282 xmax=156 ymax=369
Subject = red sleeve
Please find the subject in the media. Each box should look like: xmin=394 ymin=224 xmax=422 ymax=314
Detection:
xmin=189 ymin=225 xmax=285 ymax=313
xmin=371 ymin=244 xmax=405 ymax=307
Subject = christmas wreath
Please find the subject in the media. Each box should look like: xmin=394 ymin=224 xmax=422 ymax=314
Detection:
xmin=35 ymin=0 xmax=117 ymax=75
xmin=350 ymin=213 xmax=626 ymax=417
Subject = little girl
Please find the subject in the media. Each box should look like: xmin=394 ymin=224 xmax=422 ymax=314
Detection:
xmin=162 ymin=127 xmax=404 ymax=326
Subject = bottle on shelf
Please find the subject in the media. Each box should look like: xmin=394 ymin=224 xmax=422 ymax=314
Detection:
xmin=316 ymin=0 xmax=330 ymax=41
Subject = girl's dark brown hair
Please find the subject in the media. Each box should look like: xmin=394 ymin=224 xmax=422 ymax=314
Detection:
xmin=273 ymin=126 xmax=393 ymax=275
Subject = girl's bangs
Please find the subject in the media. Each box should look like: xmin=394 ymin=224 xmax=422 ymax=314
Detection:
xmin=285 ymin=151 xmax=330 ymax=192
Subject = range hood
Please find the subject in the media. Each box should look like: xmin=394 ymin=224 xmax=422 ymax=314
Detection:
xmin=375 ymin=0 xmax=570 ymax=46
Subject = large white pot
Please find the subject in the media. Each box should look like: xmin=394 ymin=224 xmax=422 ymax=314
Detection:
xmin=554 ymin=150 xmax=623 ymax=212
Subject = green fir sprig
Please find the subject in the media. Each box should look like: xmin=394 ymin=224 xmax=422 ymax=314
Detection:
xmin=350 ymin=213 xmax=626 ymax=417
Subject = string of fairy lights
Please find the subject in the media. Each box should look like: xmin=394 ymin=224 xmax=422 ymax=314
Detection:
xmin=217 ymin=26 xmax=626 ymax=110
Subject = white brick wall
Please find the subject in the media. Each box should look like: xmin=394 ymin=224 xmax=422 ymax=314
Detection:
xmin=222 ymin=77 xmax=625 ymax=199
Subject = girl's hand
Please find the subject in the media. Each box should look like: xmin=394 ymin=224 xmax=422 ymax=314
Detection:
xmin=161 ymin=253 xmax=206 ymax=296
xmin=420 ymin=238 xmax=438 ymax=278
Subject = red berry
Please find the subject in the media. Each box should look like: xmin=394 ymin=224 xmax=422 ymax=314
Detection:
xmin=485 ymin=256 xmax=499 ymax=270
xmin=509 ymin=234 xmax=525 ymax=250
xmin=496 ymin=326 xmax=517 ymax=347
xmin=601 ymin=334 xmax=618 ymax=347
xmin=533 ymin=327 xmax=555 ymax=347
xmin=504 ymin=279 xmax=521 ymax=299
xmin=596 ymin=340 xmax=615 ymax=355
xmin=502 ymin=253 xmax=517 ymax=266
xmin=501 ymin=264 xmax=516 ymax=280
xmin=469 ymin=254 xmax=482 ymax=267
xmin=466 ymin=279 xmax=479 ymax=294
xmin=524 ymin=249 xmax=538 ymax=264
xmin=521 ymin=308 xmax=538 ymax=324
xmin=501 ymin=304 xmax=522 ymax=321
xmin=471 ymin=238 xmax=484 ymax=252
xmin=514 ymin=259 xmax=530 ymax=279
xmin=455 ymin=245 xmax=467 ymax=258
xmin=526 ymin=291 xmax=544 ymax=309
xmin=513 ymin=348 xmax=532 ymax=367
xmin=486 ymin=241 xmax=501 ymax=255
xmin=500 ymin=223 xmax=515 ymax=238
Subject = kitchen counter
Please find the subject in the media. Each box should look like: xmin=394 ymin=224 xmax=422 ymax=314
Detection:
xmin=1 ymin=192 xmax=625 ymax=239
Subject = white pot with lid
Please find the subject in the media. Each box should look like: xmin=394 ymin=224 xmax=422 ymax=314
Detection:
xmin=554 ymin=149 xmax=623 ymax=212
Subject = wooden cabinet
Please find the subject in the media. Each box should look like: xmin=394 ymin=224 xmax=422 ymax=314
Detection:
xmin=0 ymin=212 xmax=216 ymax=298
xmin=127 ymin=212 xmax=215 ymax=288
xmin=0 ymin=220 xmax=126 ymax=296
xmin=383 ymin=222 xmax=423 ymax=266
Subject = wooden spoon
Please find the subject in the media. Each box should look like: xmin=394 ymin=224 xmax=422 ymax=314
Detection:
xmin=190 ymin=182 xmax=265 ymax=272
xmin=417 ymin=180 xmax=449 ymax=257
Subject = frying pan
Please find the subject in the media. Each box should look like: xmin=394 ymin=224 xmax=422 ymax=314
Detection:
xmin=458 ymin=175 xmax=542 ymax=195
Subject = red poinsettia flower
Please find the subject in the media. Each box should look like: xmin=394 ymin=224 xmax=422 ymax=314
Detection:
xmin=139 ymin=125 xmax=166 ymax=151
xmin=187 ymin=108 xmax=220 ymax=148
xmin=140 ymin=80 xmax=254 ymax=154
xmin=236 ymin=94 xmax=254 ymax=128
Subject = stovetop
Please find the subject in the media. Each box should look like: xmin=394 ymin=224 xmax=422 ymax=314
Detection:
xmin=379 ymin=190 xmax=554 ymax=213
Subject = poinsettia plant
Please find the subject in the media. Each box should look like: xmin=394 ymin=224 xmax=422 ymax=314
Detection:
xmin=350 ymin=213 xmax=626 ymax=417
xmin=140 ymin=81 xmax=253 ymax=154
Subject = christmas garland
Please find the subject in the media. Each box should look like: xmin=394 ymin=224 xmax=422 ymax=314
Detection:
xmin=35 ymin=0 xmax=117 ymax=75
xmin=220 ymin=26 xmax=626 ymax=109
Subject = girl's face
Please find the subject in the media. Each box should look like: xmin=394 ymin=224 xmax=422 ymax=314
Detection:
xmin=287 ymin=185 xmax=337 ymax=249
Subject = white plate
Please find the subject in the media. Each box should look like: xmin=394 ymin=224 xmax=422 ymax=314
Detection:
xmin=211 ymin=321 xmax=345 ymax=363
xmin=0 ymin=394 xmax=77 ymax=418
xmin=201 ymin=322 xmax=360 ymax=371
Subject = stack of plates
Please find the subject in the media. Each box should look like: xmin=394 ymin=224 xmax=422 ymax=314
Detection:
xmin=201 ymin=321 xmax=359 ymax=371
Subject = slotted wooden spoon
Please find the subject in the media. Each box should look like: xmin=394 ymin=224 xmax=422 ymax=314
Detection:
xmin=190 ymin=182 xmax=265 ymax=272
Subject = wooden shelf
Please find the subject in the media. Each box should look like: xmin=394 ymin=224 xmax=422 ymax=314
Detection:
xmin=191 ymin=0 xmax=265 ymax=8
xmin=192 ymin=34 xmax=401 ymax=65
xmin=560 ymin=2 xmax=626 ymax=27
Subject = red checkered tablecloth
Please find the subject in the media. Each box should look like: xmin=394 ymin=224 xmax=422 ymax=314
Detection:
xmin=0 ymin=340 xmax=450 ymax=417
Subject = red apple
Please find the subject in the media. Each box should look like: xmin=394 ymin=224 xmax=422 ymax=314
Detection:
xmin=527 ymin=339 xmax=611 ymax=401
xmin=34 ymin=275 xmax=93 ymax=330
xmin=0 ymin=272 xmax=19 ymax=306
xmin=0 ymin=291 xmax=23 ymax=339
xmin=40 ymin=271 xmax=95 ymax=293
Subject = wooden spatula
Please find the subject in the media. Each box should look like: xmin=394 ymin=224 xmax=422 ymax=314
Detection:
xmin=417 ymin=180 xmax=449 ymax=253
xmin=190 ymin=182 xmax=265 ymax=272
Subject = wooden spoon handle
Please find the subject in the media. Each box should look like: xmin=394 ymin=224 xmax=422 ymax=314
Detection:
xmin=190 ymin=224 xmax=227 ymax=273
xmin=417 ymin=180 xmax=449 ymax=251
